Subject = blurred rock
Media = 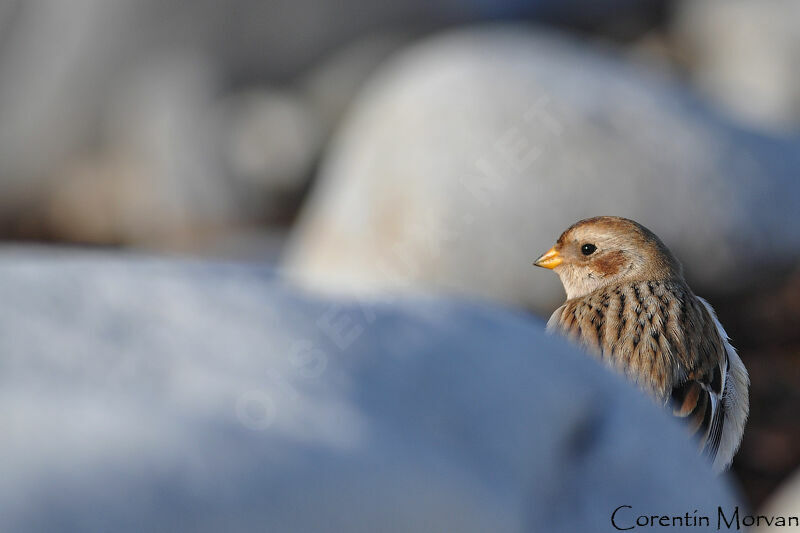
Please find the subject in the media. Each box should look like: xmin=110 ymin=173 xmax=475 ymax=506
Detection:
xmin=0 ymin=251 xmax=737 ymax=532
xmin=0 ymin=0 xmax=132 ymax=209
xmin=283 ymin=26 xmax=800 ymax=313
xmin=755 ymin=469 xmax=800 ymax=533
xmin=33 ymin=34 xmax=411 ymax=248
xmin=300 ymin=32 xmax=414 ymax=141
xmin=672 ymin=0 xmax=800 ymax=131
xmin=38 ymin=53 xmax=238 ymax=248
xmin=0 ymin=0 xmax=671 ymax=249
xmin=221 ymin=88 xmax=322 ymax=218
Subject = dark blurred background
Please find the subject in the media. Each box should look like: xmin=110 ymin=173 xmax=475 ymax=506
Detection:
xmin=0 ymin=0 xmax=798 ymax=512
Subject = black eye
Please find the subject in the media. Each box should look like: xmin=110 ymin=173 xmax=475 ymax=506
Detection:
xmin=581 ymin=243 xmax=597 ymax=256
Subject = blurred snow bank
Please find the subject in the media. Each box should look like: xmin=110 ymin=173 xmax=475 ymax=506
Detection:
xmin=0 ymin=251 xmax=736 ymax=532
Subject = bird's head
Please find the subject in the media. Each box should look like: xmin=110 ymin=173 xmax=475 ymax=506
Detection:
xmin=533 ymin=216 xmax=683 ymax=300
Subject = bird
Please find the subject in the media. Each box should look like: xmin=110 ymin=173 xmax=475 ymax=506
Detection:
xmin=533 ymin=216 xmax=749 ymax=472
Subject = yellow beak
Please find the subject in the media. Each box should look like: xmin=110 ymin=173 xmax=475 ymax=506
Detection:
xmin=533 ymin=247 xmax=562 ymax=269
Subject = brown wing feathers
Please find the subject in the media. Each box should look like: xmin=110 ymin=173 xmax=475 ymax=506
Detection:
xmin=551 ymin=280 xmax=726 ymax=459
xmin=670 ymin=372 xmax=722 ymax=459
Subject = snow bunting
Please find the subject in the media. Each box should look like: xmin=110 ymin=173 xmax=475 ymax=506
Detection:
xmin=534 ymin=216 xmax=749 ymax=472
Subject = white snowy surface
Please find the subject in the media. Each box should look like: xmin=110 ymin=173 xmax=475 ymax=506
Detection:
xmin=0 ymin=250 xmax=737 ymax=532
xmin=284 ymin=26 xmax=800 ymax=313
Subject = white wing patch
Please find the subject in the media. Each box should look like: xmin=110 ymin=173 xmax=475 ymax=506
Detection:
xmin=698 ymin=297 xmax=750 ymax=472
